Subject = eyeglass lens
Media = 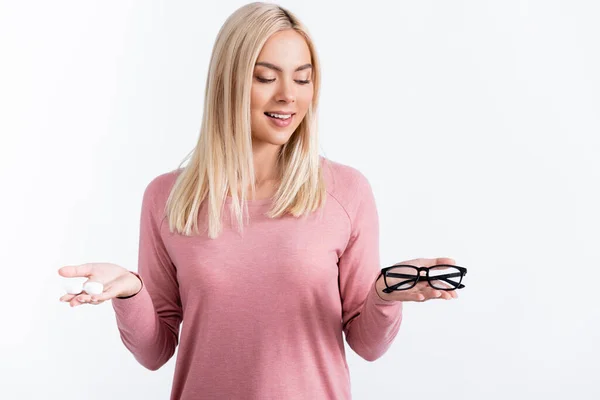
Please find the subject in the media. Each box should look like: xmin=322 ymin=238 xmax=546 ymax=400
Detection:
xmin=384 ymin=265 xmax=464 ymax=291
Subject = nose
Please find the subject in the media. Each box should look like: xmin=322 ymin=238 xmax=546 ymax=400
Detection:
xmin=275 ymin=80 xmax=295 ymax=104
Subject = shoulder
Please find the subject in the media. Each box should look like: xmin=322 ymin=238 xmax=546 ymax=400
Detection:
xmin=320 ymin=155 xmax=374 ymax=212
xmin=143 ymin=168 xmax=184 ymax=206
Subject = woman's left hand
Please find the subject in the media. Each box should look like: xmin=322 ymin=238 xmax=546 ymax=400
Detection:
xmin=375 ymin=257 xmax=460 ymax=302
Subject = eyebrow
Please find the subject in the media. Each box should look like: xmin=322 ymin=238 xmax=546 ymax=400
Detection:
xmin=255 ymin=61 xmax=312 ymax=72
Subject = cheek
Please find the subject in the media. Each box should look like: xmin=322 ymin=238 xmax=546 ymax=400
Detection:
xmin=250 ymin=87 xmax=270 ymax=112
xmin=298 ymin=88 xmax=314 ymax=112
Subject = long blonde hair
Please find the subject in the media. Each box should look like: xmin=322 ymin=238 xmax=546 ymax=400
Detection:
xmin=165 ymin=2 xmax=326 ymax=239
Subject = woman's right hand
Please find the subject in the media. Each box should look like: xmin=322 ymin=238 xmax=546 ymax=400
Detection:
xmin=58 ymin=263 xmax=142 ymax=307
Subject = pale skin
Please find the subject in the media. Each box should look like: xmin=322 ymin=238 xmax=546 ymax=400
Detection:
xmin=59 ymin=263 xmax=141 ymax=307
xmin=58 ymin=30 xmax=459 ymax=306
xmin=245 ymin=28 xmax=314 ymax=198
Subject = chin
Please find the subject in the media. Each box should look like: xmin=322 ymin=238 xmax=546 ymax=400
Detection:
xmin=253 ymin=128 xmax=296 ymax=145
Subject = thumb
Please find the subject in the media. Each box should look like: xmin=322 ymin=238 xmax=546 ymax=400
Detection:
xmin=436 ymin=257 xmax=456 ymax=265
xmin=58 ymin=264 xmax=94 ymax=278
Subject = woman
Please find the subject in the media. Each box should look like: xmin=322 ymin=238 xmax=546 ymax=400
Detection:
xmin=58 ymin=2 xmax=459 ymax=399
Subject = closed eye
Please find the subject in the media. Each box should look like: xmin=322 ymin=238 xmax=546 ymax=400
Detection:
xmin=256 ymin=77 xmax=311 ymax=85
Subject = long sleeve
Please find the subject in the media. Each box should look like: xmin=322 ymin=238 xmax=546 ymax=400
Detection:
xmin=338 ymin=172 xmax=403 ymax=362
xmin=111 ymin=176 xmax=183 ymax=371
xmin=100 ymin=159 xmax=407 ymax=398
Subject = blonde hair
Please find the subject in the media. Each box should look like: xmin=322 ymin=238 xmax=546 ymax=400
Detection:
xmin=165 ymin=2 xmax=326 ymax=239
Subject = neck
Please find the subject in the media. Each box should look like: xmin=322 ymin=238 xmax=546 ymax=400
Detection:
xmin=251 ymin=142 xmax=282 ymax=184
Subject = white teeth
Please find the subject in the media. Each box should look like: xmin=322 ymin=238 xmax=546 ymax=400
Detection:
xmin=266 ymin=112 xmax=292 ymax=119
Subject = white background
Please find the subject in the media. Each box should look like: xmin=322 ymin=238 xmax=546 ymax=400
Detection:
xmin=1 ymin=0 xmax=598 ymax=399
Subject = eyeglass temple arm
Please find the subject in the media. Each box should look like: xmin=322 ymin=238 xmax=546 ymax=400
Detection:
xmin=383 ymin=281 xmax=466 ymax=293
xmin=385 ymin=273 xmax=465 ymax=290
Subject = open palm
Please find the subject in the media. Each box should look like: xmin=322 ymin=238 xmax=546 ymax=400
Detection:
xmin=375 ymin=257 xmax=461 ymax=302
xmin=58 ymin=263 xmax=141 ymax=307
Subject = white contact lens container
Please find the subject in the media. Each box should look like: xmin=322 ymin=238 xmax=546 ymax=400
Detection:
xmin=83 ymin=281 xmax=104 ymax=295
xmin=63 ymin=280 xmax=84 ymax=295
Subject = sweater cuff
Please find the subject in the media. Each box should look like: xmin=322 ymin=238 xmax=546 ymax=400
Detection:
xmin=370 ymin=277 xmax=403 ymax=307
xmin=111 ymin=272 xmax=148 ymax=312
xmin=115 ymin=271 xmax=143 ymax=299
xmin=111 ymin=282 xmax=152 ymax=315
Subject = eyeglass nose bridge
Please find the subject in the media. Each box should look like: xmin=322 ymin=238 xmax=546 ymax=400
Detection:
xmin=413 ymin=266 xmax=430 ymax=278
xmin=401 ymin=266 xmax=448 ymax=287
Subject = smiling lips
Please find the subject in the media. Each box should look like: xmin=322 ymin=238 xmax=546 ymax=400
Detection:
xmin=264 ymin=111 xmax=295 ymax=118
xmin=264 ymin=111 xmax=295 ymax=127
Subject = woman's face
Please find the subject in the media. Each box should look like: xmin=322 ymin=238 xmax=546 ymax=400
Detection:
xmin=250 ymin=29 xmax=314 ymax=146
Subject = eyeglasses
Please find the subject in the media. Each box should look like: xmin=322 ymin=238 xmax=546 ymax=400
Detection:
xmin=378 ymin=264 xmax=468 ymax=294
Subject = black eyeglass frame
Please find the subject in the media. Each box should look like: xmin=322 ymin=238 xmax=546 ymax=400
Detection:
xmin=378 ymin=264 xmax=468 ymax=294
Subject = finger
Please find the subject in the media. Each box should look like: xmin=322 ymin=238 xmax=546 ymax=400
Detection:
xmin=73 ymin=284 xmax=111 ymax=305
xmin=427 ymin=288 xmax=455 ymax=300
xmin=415 ymin=294 xmax=427 ymax=302
xmin=436 ymin=257 xmax=456 ymax=265
xmin=69 ymin=294 xmax=87 ymax=307
xmin=397 ymin=292 xmax=427 ymax=302
xmin=58 ymin=264 xmax=94 ymax=278
xmin=76 ymin=293 xmax=93 ymax=304
xmin=59 ymin=294 xmax=77 ymax=302
xmin=69 ymin=292 xmax=106 ymax=306
xmin=400 ymin=258 xmax=429 ymax=267
xmin=420 ymin=288 xmax=443 ymax=300
xmin=439 ymin=290 xmax=453 ymax=300
xmin=425 ymin=282 xmax=452 ymax=299
xmin=436 ymin=282 xmax=459 ymax=299
xmin=88 ymin=296 xmax=106 ymax=305
xmin=402 ymin=257 xmax=444 ymax=268
xmin=71 ymin=283 xmax=105 ymax=306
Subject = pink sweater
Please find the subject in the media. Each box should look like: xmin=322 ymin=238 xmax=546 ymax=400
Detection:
xmin=111 ymin=156 xmax=403 ymax=399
